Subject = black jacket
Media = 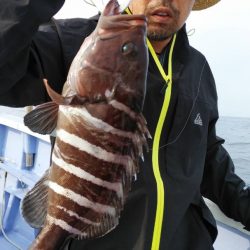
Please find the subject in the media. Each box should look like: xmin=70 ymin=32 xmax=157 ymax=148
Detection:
xmin=1 ymin=1 xmax=250 ymax=249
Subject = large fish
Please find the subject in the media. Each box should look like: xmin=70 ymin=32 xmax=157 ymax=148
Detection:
xmin=22 ymin=0 xmax=149 ymax=249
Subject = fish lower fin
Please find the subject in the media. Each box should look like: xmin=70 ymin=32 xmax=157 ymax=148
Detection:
xmin=24 ymin=102 xmax=59 ymax=134
xmin=21 ymin=169 xmax=49 ymax=228
xmin=82 ymin=213 xmax=119 ymax=240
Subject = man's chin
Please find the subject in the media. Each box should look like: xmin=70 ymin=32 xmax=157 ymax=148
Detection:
xmin=147 ymin=24 xmax=174 ymax=41
xmin=147 ymin=30 xmax=171 ymax=41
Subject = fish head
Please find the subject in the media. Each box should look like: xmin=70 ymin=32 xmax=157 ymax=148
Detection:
xmin=68 ymin=0 xmax=148 ymax=112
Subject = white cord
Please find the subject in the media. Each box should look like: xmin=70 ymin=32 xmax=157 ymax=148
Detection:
xmin=83 ymin=0 xmax=96 ymax=7
xmin=187 ymin=28 xmax=196 ymax=36
xmin=83 ymin=0 xmax=105 ymax=12
xmin=0 ymin=170 xmax=23 ymax=250
xmin=83 ymin=0 xmax=131 ymax=13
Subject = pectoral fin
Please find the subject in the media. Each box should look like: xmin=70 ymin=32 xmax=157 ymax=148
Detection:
xmin=24 ymin=101 xmax=59 ymax=134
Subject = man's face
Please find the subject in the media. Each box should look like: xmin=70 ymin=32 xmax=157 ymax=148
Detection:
xmin=129 ymin=0 xmax=195 ymax=41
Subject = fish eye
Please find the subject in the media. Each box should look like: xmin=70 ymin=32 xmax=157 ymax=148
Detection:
xmin=121 ymin=42 xmax=138 ymax=56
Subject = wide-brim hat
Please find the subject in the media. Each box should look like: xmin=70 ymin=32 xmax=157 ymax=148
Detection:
xmin=193 ymin=0 xmax=220 ymax=10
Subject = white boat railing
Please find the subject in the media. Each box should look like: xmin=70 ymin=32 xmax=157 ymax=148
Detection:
xmin=205 ymin=198 xmax=250 ymax=250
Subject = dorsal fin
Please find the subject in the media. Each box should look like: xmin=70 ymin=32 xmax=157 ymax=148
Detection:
xmin=43 ymin=79 xmax=66 ymax=105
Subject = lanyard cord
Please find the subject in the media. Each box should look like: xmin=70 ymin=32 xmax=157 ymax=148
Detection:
xmin=125 ymin=8 xmax=177 ymax=250
xmin=150 ymin=34 xmax=176 ymax=250
xmin=146 ymin=35 xmax=176 ymax=84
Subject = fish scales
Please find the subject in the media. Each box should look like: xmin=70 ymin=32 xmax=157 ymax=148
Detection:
xmin=52 ymin=149 xmax=123 ymax=195
xmin=58 ymin=106 xmax=134 ymax=155
xmin=47 ymin=191 xmax=102 ymax=224
xmin=85 ymin=103 xmax=139 ymax=132
xmin=22 ymin=0 xmax=149 ymax=249
xmin=48 ymin=105 xmax=135 ymax=215
xmin=48 ymin=206 xmax=98 ymax=232
xmin=50 ymin=159 xmax=122 ymax=206
xmin=53 ymin=142 xmax=126 ymax=184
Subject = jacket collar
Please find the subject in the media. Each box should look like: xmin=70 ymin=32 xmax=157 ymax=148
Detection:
xmin=172 ymin=24 xmax=190 ymax=81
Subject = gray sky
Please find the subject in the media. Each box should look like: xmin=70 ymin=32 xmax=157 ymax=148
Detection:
xmin=55 ymin=0 xmax=250 ymax=118
xmin=187 ymin=0 xmax=250 ymax=118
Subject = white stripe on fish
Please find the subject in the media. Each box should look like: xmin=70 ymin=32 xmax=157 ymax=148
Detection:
xmin=107 ymin=99 xmax=150 ymax=139
xmin=59 ymin=105 xmax=146 ymax=159
xmin=108 ymin=99 xmax=137 ymax=120
xmin=52 ymin=153 xmax=123 ymax=198
xmin=48 ymin=181 xmax=116 ymax=216
xmin=56 ymin=129 xmax=135 ymax=175
xmin=56 ymin=205 xmax=100 ymax=226
xmin=59 ymin=105 xmax=138 ymax=141
xmin=47 ymin=214 xmax=87 ymax=236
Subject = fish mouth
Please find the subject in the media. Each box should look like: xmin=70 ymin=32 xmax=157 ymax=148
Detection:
xmin=98 ymin=14 xmax=147 ymax=40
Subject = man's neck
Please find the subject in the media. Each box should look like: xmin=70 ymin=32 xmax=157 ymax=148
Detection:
xmin=149 ymin=37 xmax=172 ymax=54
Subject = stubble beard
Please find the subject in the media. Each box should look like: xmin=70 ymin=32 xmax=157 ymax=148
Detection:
xmin=147 ymin=23 xmax=177 ymax=41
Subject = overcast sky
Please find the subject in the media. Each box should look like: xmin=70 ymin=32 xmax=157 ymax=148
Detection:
xmin=55 ymin=0 xmax=250 ymax=118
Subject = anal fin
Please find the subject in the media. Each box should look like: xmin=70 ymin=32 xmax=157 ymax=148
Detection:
xmin=84 ymin=213 xmax=119 ymax=239
xmin=21 ymin=169 xmax=49 ymax=228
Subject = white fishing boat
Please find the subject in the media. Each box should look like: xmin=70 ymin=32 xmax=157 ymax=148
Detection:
xmin=206 ymin=199 xmax=250 ymax=249
xmin=0 ymin=107 xmax=249 ymax=249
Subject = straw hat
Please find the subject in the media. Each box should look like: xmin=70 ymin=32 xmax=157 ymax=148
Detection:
xmin=193 ymin=0 xmax=220 ymax=10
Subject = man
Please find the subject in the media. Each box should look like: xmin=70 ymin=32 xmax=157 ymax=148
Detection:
xmin=0 ymin=0 xmax=249 ymax=249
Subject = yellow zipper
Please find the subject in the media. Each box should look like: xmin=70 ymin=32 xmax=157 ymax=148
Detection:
xmin=125 ymin=8 xmax=177 ymax=250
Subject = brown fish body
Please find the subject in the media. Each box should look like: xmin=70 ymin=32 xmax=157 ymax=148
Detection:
xmin=22 ymin=1 xmax=149 ymax=249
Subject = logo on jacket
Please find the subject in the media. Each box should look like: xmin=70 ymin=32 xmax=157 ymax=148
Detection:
xmin=194 ymin=113 xmax=203 ymax=126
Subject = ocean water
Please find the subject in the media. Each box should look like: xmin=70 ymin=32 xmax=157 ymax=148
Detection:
xmin=217 ymin=116 xmax=250 ymax=186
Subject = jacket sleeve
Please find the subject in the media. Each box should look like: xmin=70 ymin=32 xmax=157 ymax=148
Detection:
xmin=201 ymin=107 xmax=250 ymax=230
xmin=0 ymin=0 xmax=65 ymax=107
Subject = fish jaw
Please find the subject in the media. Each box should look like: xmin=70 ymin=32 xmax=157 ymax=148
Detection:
xmin=65 ymin=1 xmax=148 ymax=111
xmin=67 ymin=21 xmax=148 ymax=112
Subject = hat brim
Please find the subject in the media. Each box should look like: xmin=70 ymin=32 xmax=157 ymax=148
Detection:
xmin=193 ymin=0 xmax=220 ymax=10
